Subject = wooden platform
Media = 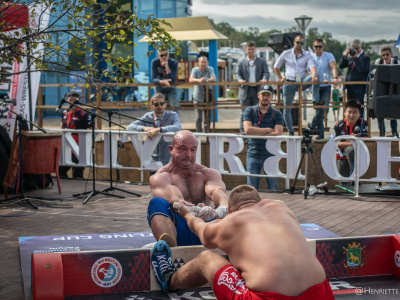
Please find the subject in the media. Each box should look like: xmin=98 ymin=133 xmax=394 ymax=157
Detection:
xmin=1 ymin=178 xmax=400 ymax=299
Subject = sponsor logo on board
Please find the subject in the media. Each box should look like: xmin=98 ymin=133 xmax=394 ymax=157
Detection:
xmin=91 ymin=257 xmax=123 ymax=288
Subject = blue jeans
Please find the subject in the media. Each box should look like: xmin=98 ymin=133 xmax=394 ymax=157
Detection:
xmin=155 ymin=87 xmax=178 ymax=107
xmin=282 ymin=81 xmax=311 ymax=134
xmin=246 ymin=155 xmax=278 ymax=191
xmin=309 ymin=86 xmax=331 ymax=138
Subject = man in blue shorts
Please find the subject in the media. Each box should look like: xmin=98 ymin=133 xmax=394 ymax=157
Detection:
xmin=148 ymin=130 xmax=229 ymax=246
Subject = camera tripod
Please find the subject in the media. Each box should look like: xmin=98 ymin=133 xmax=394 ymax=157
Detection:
xmin=290 ymin=133 xmax=328 ymax=199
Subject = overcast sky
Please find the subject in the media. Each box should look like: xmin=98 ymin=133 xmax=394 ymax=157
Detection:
xmin=192 ymin=0 xmax=400 ymax=45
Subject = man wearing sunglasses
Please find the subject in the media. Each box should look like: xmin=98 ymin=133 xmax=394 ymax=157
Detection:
xmin=273 ymin=35 xmax=318 ymax=136
xmin=306 ymin=39 xmax=339 ymax=140
xmin=339 ymin=39 xmax=370 ymax=105
xmin=151 ymin=49 xmax=179 ymax=108
xmin=374 ymin=46 xmax=398 ymax=137
xmin=127 ymin=93 xmax=181 ymax=171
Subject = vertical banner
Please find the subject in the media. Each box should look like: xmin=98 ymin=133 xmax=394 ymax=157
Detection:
xmin=0 ymin=3 xmax=50 ymax=139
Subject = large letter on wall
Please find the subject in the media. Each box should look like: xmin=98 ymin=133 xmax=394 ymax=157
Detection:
xmin=370 ymin=140 xmax=400 ymax=182
xmin=209 ymin=136 xmax=247 ymax=174
xmin=124 ymin=133 xmax=163 ymax=170
xmin=264 ymin=138 xmax=302 ymax=179
xmin=60 ymin=131 xmax=92 ymax=166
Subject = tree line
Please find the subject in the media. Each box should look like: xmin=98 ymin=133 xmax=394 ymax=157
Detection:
xmin=210 ymin=19 xmax=396 ymax=69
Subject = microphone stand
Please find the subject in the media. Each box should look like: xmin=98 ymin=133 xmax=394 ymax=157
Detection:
xmin=65 ymin=103 xmax=125 ymax=204
xmin=78 ymin=102 xmax=141 ymax=198
xmin=0 ymin=103 xmax=47 ymax=209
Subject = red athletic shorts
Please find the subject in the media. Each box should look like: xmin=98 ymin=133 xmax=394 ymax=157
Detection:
xmin=212 ymin=265 xmax=334 ymax=300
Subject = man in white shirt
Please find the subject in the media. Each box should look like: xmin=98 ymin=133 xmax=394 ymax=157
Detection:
xmin=273 ymin=35 xmax=318 ymax=135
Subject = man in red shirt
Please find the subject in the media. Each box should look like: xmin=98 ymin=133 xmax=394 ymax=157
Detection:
xmin=329 ymin=99 xmax=368 ymax=177
xmin=59 ymin=91 xmax=95 ymax=178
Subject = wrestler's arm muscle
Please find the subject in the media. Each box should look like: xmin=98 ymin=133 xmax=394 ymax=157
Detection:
xmin=204 ymin=168 xmax=228 ymax=207
xmin=186 ymin=214 xmax=220 ymax=248
xmin=150 ymin=172 xmax=185 ymax=205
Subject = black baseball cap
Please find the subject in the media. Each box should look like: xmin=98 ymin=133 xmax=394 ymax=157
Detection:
xmin=259 ymin=85 xmax=274 ymax=94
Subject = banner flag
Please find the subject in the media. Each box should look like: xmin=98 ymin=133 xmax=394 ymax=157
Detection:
xmin=0 ymin=3 xmax=51 ymax=139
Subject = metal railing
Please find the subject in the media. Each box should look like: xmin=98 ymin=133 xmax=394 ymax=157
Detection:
xmin=36 ymin=80 xmax=370 ymax=135
xmin=54 ymin=129 xmax=400 ymax=195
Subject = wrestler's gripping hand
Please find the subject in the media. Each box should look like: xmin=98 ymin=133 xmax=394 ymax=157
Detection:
xmin=215 ymin=205 xmax=228 ymax=219
xmin=173 ymin=200 xmax=197 ymax=218
xmin=197 ymin=205 xmax=215 ymax=221
xmin=174 ymin=201 xmax=215 ymax=221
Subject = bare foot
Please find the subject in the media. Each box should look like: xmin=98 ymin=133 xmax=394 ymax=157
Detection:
xmin=159 ymin=233 xmax=177 ymax=248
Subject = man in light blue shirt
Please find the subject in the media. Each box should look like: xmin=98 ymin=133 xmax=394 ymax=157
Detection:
xmin=127 ymin=93 xmax=181 ymax=169
xmin=189 ymin=56 xmax=216 ymax=132
xmin=306 ymin=39 xmax=339 ymax=139
xmin=273 ymin=35 xmax=317 ymax=135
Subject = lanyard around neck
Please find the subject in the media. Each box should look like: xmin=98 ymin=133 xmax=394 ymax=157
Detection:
xmin=153 ymin=113 xmax=166 ymax=128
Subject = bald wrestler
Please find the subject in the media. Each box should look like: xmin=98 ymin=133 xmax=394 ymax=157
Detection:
xmin=148 ymin=130 xmax=229 ymax=246
xmin=151 ymin=184 xmax=334 ymax=299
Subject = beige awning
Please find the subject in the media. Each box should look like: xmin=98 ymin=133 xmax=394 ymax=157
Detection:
xmin=138 ymin=16 xmax=228 ymax=42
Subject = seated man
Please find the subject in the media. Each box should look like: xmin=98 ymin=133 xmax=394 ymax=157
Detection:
xmin=329 ymin=99 xmax=368 ymax=177
xmin=148 ymin=130 xmax=229 ymax=247
xmin=126 ymin=93 xmax=181 ymax=172
xmin=151 ymin=184 xmax=334 ymax=299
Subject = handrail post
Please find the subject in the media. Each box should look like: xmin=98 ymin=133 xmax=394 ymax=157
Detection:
xmin=298 ymin=82 xmax=303 ymax=136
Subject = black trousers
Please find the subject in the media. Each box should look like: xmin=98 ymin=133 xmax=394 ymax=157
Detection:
xmin=59 ymin=154 xmax=84 ymax=178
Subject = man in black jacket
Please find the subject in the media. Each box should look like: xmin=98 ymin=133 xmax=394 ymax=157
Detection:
xmin=339 ymin=39 xmax=370 ymax=104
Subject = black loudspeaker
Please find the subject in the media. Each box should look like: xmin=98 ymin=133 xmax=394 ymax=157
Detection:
xmin=368 ymin=65 xmax=400 ymax=119
xmin=267 ymin=32 xmax=301 ymax=55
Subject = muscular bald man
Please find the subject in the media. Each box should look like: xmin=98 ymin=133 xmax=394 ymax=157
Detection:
xmin=151 ymin=185 xmax=334 ymax=299
xmin=148 ymin=130 xmax=229 ymax=246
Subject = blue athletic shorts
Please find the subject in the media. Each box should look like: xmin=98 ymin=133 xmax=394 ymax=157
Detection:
xmin=147 ymin=197 xmax=214 ymax=246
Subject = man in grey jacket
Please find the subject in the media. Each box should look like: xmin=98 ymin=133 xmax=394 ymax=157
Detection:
xmin=127 ymin=93 xmax=181 ymax=171
xmin=236 ymin=41 xmax=270 ymax=134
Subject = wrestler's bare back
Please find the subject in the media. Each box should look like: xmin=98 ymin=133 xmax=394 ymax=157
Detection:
xmin=151 ymin=163 xmax=215 ymax=206
xmin=205 ymin=199 xmax=326 ymax=295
